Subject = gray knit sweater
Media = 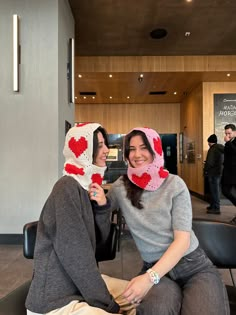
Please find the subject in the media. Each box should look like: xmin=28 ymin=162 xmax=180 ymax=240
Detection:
xmin=26 ymin=176 xmax=119 ymax=314
xmin=107 ymin=174 xmax=199 ymax=263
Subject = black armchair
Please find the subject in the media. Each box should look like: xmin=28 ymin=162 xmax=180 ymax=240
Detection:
xmin=192 ymin=218 xmax=236 ymax=314
xmin=0 ymin=220 xmax=118 ymax=315
xmin=23 ymin=221 xmax=118 ymax=262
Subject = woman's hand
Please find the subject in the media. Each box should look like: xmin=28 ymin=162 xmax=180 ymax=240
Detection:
xmin=122 ymin=273 xmax=153 ymax=304
xmin=89 ymin=183 xmax=107 ymax=206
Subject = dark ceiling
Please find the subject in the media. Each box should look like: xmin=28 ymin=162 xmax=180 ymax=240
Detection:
xmin=68 ymin=0 xmax=236 ymax=104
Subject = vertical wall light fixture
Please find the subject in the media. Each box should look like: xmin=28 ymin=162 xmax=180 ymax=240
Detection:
xmin=13 ymin=14 xmax=19 ymax=92
xmin=69 ymin=38 xmax=75 ymax=103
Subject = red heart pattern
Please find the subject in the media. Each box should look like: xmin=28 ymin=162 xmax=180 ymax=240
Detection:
xmin=159 ymin=167 xmax=169 ymax=178
xmin=132 ymin=173 xmax=151 ymax=189
xmin=153 ymin=137 xmax=162 ymax=156
xmin=68 ymin=136 xmax=88 ymax=158
xmin=65 ymin=163 xmax=85 ymax=175
xmin=91 ymin=173 xmax=103 ymax=185
xmin=75 ymin=123 xmax=89 ymax=127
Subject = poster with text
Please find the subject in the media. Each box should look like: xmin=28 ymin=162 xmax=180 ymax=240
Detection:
xmin=214 ymin=94 xmax=236 ymax=144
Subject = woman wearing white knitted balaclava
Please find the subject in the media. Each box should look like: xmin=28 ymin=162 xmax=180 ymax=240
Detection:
xmin=26 ymin=123 xmax=136 ymax=315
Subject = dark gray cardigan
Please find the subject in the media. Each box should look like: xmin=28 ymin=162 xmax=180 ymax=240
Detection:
xmin=26 ymin=176 xmax=119 ymax=314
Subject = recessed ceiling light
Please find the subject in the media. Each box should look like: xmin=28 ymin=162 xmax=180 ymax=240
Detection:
xmin=109 ymin=74 xmax=113 ymax=78
xmin=83 ymin=96 xmax=86 ymax=99
xmin=92 ymin=96 xmax=95 ymax=99
xmin=140 ymin=74 xmax=144 ymax=78
xmin=109 ymin=96 xmax=112 ymax=99
xmin=185 ymin=32 xmax=191 ymax=37
xmin=74 ymin=96 xmax=77 ymax=99
xmin=227 ymin=73 xmax=231 ymax=77
xmin=78 ymin=74 xmax=82 ymax=78
xmin=186 ymin=0 xmax=192 ymax=2
xmin=127 ymin=96 xmax=130 ymax=99
xmin=174 ymin=91 xmax=177 ymax=95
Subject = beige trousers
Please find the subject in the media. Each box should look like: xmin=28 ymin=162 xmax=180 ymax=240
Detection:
xmin=27 ymin=275 xmax=136 ymax=315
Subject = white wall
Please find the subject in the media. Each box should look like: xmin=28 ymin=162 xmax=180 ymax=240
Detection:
xmin=58 ymin=0 xmax=75 ymax=174
xmin=0 ymin=0 xmax=74 ymax=234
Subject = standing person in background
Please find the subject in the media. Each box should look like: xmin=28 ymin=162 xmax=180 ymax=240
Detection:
xmin=204 ymin=134 xmax=224 ymax=214
xmin=26 ymin=123 xmax=136 ymax=315
xmin=104 ymin=127 xmax=229 ymax=315
xmin=221 ymin=123 xmax=236 ymax=224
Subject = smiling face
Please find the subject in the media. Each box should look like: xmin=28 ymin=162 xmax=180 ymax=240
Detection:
xmin=93 ymin=131 xmax=109 ymax=167
xmin=128 ymin=135 xmax=153 ymax=168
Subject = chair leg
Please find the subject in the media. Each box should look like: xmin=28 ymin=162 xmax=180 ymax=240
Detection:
xmin=230 ymin=269 xmax=236 ymax=286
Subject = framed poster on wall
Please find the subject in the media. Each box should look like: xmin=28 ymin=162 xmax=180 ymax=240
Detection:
xmin=214 ymin=94 xmax=236 ymax=144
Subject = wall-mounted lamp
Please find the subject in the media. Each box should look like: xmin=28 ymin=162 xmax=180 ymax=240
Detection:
xmin=13 ymin=14 xmax=19 ymax=92
xmin=138 ymin=74 xmax=143 ymax=83
xmin=69 ymin=38 xmax=74 ymax=103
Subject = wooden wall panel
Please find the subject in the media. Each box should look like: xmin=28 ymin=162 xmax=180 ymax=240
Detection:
xmin=75 ymin=82 xmax=236 ymax=196
xmin=75 ymin=103 xmax=180 ymax=134
xmin=180 ymin=84 xmax=204 ymax=195
xmin=76 ymin=56 xmax=236 ymax=73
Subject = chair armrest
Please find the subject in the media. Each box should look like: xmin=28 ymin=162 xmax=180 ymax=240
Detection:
xmin=23 ymin=221 xmax=38 ymax=259
xmin=0 ymin=281 xmax=30 ymax=315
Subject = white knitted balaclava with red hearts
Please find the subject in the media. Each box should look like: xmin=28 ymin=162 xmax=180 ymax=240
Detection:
xmin=63 ymin=122 xmax=107 ymax=191
xmin=126 ymin=127 xmax=169 ymax=191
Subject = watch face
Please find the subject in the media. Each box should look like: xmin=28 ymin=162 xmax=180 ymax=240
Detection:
xmin=147 ymin=268 xmax=160 ymax=284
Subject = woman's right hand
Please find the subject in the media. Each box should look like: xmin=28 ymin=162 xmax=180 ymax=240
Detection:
xmin=89 ymin=183 xmax=107 ymax=206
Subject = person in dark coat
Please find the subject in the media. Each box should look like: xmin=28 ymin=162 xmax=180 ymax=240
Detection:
xmin=221 ymin=124 xmax=236 ymax=223
xmin=204 ymin=134 xmax=224 ymax=214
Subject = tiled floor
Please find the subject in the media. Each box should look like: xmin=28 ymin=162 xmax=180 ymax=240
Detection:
xmin=0 ymin=195 xmax=235 ymax=299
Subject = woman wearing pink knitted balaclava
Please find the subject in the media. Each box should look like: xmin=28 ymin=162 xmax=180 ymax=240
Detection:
xmin=106 ymin=127 xmax=229 ymax=315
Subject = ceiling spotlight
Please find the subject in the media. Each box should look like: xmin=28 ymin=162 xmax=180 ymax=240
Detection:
xmin=78 ymin=74 xmax=82 ymax=78
xmin=185 ymin=32 xmax=191 ymax=37
xmin=227 ymin=73 xmax=231 ymax=77
xmin=127 ymin=96 xmax=130 ymax=99
xmin=174 ymin=91 xmax=177 ymax=95
xmin=109 ymin=74 xmax=113 ymax=78
xmin=92 ymin=96 xmax=95 ymax=99
xmin=109 ymin=96 xmax=112 ymax=99
xmin=83 ymin=96 xmax=86 ymax=99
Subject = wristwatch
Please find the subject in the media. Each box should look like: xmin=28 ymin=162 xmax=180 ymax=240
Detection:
xmin=146 ymin=268 xmax=160 ymax=285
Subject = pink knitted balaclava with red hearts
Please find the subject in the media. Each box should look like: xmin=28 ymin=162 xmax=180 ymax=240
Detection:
xmin=126 ymin=127 xmax=169 ymax=191
xmin=63 ymin=123 xmax=107 ymax=191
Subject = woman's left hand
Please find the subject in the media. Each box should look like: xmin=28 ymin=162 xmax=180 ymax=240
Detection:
xmin=89 ymin=183 xmax=107 ymax=206
xmin=122 ymin=273 xmax=153 ymax=305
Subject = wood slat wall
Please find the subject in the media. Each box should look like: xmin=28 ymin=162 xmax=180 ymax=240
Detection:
xmin=74 ymin=55 xmax=236 ymax=196
xmin=180 ymin=84 xmax=204 ymax=195
xmin=76 ymin=56 xmax=236 ymax=73
xmin=180 ymin=81 xmax=236 ymax=196
xmin=75 ymin=103 xmax=180 ymax=135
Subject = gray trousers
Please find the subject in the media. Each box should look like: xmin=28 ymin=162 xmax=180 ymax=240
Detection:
xmin=136 ymin=246 xmax=230 ymax=315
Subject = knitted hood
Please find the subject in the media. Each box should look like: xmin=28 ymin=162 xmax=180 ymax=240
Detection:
xmin=63 ymin=122 xmax=107 ymax=191
xmin=126 ymin=127 xmax=169 ymax=191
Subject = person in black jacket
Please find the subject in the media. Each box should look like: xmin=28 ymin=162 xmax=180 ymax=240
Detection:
xmin=204 ymin=134 xmax=224 ymax=214
xmin=221 ymin=124 xmax=236 ymax=223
